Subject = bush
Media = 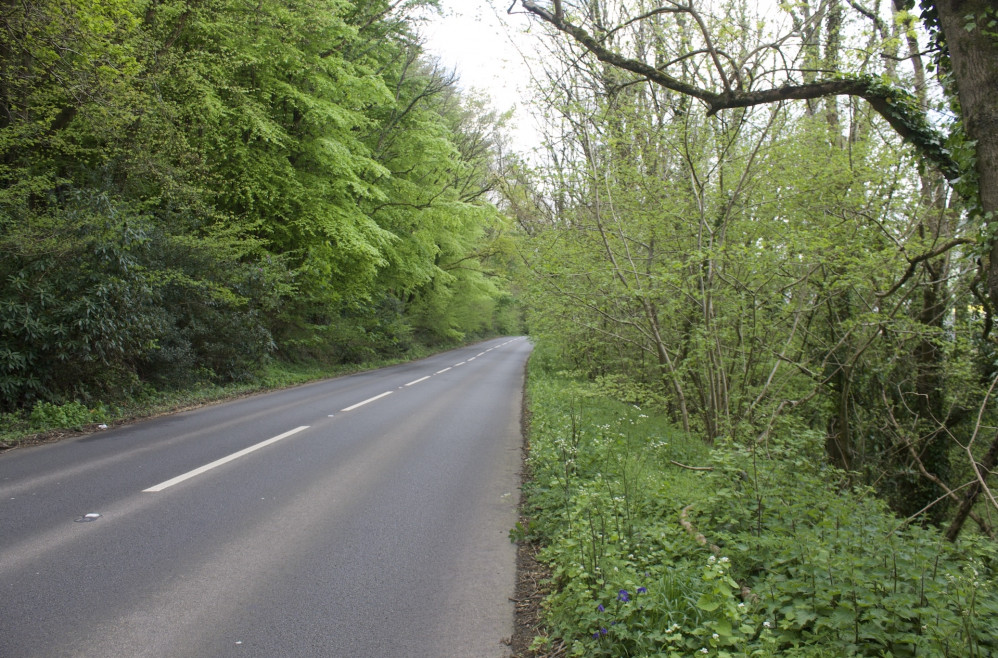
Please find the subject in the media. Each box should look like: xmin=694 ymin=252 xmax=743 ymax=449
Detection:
xmin=0 ymin=190 xmax=283 ymax=409
xmin=0 ymin=192 xmax=165 ymax=409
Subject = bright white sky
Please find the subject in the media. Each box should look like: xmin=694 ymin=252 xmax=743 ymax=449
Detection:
xmin=419 ymin=0 xmax=543 ymax=155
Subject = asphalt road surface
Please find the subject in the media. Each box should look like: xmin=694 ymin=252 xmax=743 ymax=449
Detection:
xmin=0 ymin=337 xmax=532 ymax=657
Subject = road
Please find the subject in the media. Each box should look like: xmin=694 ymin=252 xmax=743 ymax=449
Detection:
xmin=0 ymin=337 xmax=532 ymax=657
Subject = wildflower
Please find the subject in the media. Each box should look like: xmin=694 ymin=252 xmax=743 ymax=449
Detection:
xmin=763 ymin=621 xmax=771 ymax=629
xmin=700 ymin=648 xmax=709 ymax=654
xmin=720 ymin=556 xmax=729 ymax=563
xmin=737 ymin=602 xmax=745 ymax=609
xmin=617 ymin=589 xmax=630 ymax=602
xmin=637 ymin=586 xmax=647 ymax=594
xmin=708 ymin=555 xmax=716 ymax=564
xmin=712 ymin=633 xmax=719 ymax=640
xmin=597 ymin=604 xmax=605 ymax=613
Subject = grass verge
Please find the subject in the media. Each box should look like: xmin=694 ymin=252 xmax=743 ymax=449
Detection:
xmin=516 ymin=360 xmax=998 ymax=657
xmin=0 ymin=346 xmax=442 ymax=449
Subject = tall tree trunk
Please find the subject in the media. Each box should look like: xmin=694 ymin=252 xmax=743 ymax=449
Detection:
xmin=898 ymin=3 xmax=956 ymax=523
xmin=934 ymin=0 xmax=998 ymax=533
xmin=908 ymin=249 xmax=953 ymax=522
xmin=935 ymin=1 xmax=998 ymax=305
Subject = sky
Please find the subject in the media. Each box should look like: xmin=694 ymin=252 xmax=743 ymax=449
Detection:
xmin=418 ymin=0 xmax=543 ymax=154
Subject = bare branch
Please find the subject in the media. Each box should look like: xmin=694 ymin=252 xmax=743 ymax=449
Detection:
xmin=519 ymin=0 xmax=961 ymax=180
xmin=877 ymin=238 xmax=975 ymax=298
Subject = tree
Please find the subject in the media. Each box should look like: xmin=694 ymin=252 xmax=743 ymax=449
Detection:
xmin=510 ymin=0 xmax=998 ymax=536
xmin=1 ymin=0 xmax=515 ymax=408
xmin=515 ymin=0 xmax=996 ymax=302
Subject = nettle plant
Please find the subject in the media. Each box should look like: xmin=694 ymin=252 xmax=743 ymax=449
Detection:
xmin=524 ymin=368 xmax=998 ymax=657
xmin=582 ymin=557 xmax=781 ymax=657
xmin=698 ymin=438 xmax=998 ymax=656
xmin=28 ymin=401 xmax=110 ymax=431
xmin=525 ymin=372 xmax=770 ymax=656
xmin=534 ymin=510 xmax=778 ymax=656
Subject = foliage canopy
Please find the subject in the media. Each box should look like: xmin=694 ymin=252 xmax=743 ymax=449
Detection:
xmin=0 ymin=0 xmax=519 ymax=412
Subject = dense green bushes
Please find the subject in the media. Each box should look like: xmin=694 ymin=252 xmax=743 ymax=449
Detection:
xmin=522 ymin=353 xmax=998 ymax=656
xmin=0 ymin=189 xmax=281 ymax=408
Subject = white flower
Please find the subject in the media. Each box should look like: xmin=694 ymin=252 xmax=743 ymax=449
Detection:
xmin=763 ymin=621 xmax=772 ymax=629
xmin=700 ymin=648 xmax=709 ymax=654
xmin=712 ymin=633 xmax=719 ymax=640
xmin=738 ymin=602 xmax=745 ymax=609
xmin=720 ymin=556 xmax=730 ymax=563
xmin=708 ymin=555 xmax=717 ymax=564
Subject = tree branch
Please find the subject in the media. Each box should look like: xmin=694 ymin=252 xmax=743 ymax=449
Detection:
xmin=877 ymin=237 xmax=974 ymax=298
xmin=518 ymin=1 xmax=962 ymax=181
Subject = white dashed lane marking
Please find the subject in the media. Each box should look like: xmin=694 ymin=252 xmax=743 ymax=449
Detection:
xmin=342 ymin=391 xmax=393 ymax=412
xmin=144 ymin=426 xmax=310 ymax=492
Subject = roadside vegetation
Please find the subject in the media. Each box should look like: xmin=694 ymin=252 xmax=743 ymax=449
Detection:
xmin=0 ymin=349 xmax=441 ymax=447
xmin=519 ymin=344 xmax=998 ymax=656
xmin=505 ymin=1 xmax=998 ymax=653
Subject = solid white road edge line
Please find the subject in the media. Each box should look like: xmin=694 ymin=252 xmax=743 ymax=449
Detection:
xmin=143 ymin=426 xmax=310 ymax=493
xmin=341 ymin=390 xmax=393 ymax=412
xmin=405 ymin=376 xmax=431 ymax=387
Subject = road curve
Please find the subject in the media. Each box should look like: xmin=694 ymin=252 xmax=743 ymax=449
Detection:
xmin=0 ymin=337 xmax=532 ymax=657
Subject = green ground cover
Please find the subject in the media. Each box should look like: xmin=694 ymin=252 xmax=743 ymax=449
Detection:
xmin=0 ymin=349 xmax=436 ymax=445
xmin=520 ymin=352 xmax=998 ymax=657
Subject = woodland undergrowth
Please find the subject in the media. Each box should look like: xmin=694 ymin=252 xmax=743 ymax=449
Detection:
xmin=519 ymin=351 xmax=998 ymax=657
